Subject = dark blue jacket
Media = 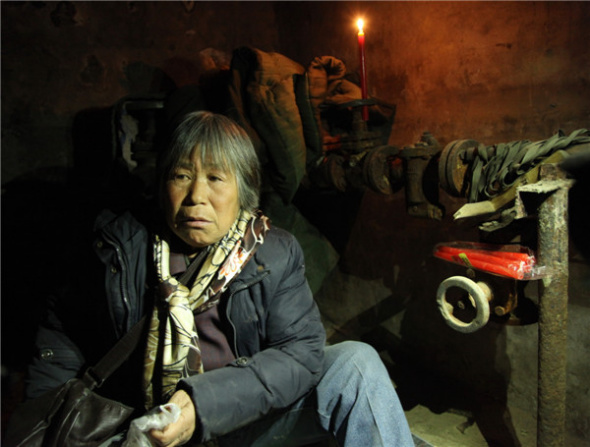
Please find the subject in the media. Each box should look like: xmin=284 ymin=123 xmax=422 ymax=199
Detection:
xmin=26 ymin=209 xmax=326 ymax=442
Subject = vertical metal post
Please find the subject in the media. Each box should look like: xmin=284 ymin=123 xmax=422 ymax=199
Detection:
xmin=536 ymin=166 xmax=572 ymax=447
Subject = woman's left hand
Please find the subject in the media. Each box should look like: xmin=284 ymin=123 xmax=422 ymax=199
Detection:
xmin=149 ymin=390 xmax=197 ymax=446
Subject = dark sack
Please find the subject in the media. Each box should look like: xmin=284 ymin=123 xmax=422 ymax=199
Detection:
xmin=4 ymin=377 xmax=133 ymax=447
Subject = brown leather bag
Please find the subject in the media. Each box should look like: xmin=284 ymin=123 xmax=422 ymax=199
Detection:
xmin=4 ymin=318 xmax=146 ymax=447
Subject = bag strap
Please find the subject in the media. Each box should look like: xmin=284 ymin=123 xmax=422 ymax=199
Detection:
xmin=83 ymin=316 xmax=147 ymax=389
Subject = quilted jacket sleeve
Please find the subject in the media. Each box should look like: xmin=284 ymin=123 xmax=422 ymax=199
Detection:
xmin=24 ymin=298 xmax=86 ymax=399
xmin=25 ymin=209 xmax=150 ymax=402
xmin=177 ymin=228 xmax=326 ymax=442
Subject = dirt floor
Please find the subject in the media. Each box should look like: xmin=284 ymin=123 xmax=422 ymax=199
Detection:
xmin=405 ymin=404 xmax=533 ymax=447
xmin=407 ymin=404 xmax=590 ymax=447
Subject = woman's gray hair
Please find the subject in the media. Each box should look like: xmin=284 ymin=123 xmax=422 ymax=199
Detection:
xmin=159 ymin=110 xmax=261 ymax=212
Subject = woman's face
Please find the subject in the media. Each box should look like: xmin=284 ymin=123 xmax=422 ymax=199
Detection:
xmin=164 ymin=150 xmax=240 ymax=252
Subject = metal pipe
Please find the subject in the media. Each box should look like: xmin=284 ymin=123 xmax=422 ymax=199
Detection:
xmin=536 ymin=165 xmax=572 ymax=447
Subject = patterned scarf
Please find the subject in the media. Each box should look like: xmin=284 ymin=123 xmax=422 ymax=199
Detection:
xmin=143 ymin=209 xmax=269 ymax=408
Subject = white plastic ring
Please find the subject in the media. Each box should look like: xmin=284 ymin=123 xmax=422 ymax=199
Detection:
xmin=436 ymin=276 xmax=491 ymax=333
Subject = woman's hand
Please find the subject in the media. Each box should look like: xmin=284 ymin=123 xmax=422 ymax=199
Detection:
xmin=149 ymin=390 xmax=197 ymax=446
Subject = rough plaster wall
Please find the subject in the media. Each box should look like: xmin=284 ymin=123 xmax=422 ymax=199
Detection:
xmin=276 ymin=1 xmax=590 ymax=145
xmin=1 ymin=1 xmax=280 ymax=185
xmin=2 ymin=1 xmax=590 ymax=444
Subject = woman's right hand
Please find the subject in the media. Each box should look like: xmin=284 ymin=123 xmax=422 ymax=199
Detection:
xmin=149 ymin=390 xmax=197 ymax=446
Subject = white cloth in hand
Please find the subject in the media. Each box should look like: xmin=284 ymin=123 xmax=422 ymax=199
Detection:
xmin=122 ymin=403 xmax=181 ymax=447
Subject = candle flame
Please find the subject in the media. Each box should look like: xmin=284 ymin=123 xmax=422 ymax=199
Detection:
xmin=357 ymin=18 xmax=364 ymax=34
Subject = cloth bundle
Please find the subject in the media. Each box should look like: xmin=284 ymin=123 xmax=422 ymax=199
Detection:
xmin=468 ymin=128 xmax=590 ymax=202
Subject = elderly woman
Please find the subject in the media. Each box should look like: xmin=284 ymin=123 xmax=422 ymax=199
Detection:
xmin=24 ymin=111 xmax=414 ymax=446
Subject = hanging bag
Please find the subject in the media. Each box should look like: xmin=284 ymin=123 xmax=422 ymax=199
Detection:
xmin=4 ymin=317 xmax=146 ymax=447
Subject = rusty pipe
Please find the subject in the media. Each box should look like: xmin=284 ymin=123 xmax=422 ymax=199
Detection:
xmin=535 ymin=166 xmax=571 ymax=447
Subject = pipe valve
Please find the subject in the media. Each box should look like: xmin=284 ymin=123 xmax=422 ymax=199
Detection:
xmin=436 ymin=276 xmax=493 ymax=333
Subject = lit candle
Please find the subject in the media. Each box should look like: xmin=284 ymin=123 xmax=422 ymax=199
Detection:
xmin=357 ymin=18 xmax=369 ymax=121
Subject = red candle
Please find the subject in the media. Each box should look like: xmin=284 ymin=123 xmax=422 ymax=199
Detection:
xmin=433 ymin=245 xmax=535 ymax=280
xmin=357 ymin=18 xmax=369 ymax=121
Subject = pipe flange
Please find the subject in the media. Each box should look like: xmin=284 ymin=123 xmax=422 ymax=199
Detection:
xmin=438 ymin=139 xmax=481 ymax=197
xmin=436 ymin=276 xmax=491 ymax=333
xmin=362 ymin=145 xmax=400 ymax=194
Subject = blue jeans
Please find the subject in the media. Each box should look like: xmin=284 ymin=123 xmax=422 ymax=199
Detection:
xmin=218 ymin=341 xmax=415 ymax=447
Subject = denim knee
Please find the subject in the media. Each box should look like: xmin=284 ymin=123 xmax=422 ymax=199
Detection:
xmin=319 ymin=341 xmax=414 ymax=447
xmin=327 ymin=341 xmax=384 ymax=375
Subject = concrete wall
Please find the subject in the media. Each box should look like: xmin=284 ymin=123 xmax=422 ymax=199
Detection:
xmin=2 ymin=1 xmax=589 ymax=444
